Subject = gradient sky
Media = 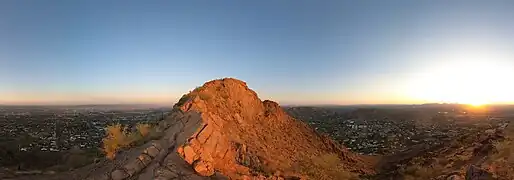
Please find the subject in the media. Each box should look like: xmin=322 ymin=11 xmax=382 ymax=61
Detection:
xmin=2 ymin=0 xmax=514 ymax=105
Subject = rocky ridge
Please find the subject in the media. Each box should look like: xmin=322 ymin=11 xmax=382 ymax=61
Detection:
xmin=93 ymin=78 xmax=374 ymax=180
xmin=171 ymin=78 xmax=374 ymax=179
xmin=11 ymin=78 xmax=374 ymax=180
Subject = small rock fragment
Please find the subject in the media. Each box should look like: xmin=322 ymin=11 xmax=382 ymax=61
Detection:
xmin=145 ymin=145 xmax=160 ymax=158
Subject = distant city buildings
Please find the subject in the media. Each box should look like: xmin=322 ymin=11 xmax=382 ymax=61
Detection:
xmin=0 ymin=106 xmax=171 ymax=153
xmin=286 ymin=106 xmax=506 ymax=155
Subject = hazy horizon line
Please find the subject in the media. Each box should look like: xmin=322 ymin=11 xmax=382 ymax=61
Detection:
xmin=2 ymin=102 xmax=513 ymax=107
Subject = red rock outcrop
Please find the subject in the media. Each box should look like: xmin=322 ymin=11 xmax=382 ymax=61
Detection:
xmin=174 ymin=78 xmax=374 ymax=179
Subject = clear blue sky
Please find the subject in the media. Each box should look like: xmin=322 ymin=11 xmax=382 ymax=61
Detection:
xmin=2 ymin=0 xmax=514 ymax=105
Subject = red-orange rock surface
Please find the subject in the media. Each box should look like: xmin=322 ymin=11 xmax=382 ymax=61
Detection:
xmin=175 ymin=78 xmax=374 ymax=179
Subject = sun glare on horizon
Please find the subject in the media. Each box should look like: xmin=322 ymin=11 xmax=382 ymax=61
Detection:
xmin=469 ymin=102 xmax=485 ymax=107
xmin=405 ymin=46 xmax=514 ymax=105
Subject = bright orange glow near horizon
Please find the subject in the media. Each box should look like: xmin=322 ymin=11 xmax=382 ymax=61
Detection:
xmin=404 ymin=43 xmax=514 ymax=105
xmin=469 ymin=103 xmax=485 ymax=107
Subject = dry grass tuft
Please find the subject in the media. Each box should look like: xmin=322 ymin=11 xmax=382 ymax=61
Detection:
xmin=136 ymin=123 xmax=151 ymax=137
xmin=297 ymin=153 xmax=358 ymax=180
xmin=102 ymin=123 xmax=155 ymax=160
xmin=485 ymin=124 xmax=514 ymax=179
xmin=402 ymin=164 xmax=444 ymax=180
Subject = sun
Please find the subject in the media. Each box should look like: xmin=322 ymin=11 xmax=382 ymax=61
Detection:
xmin=468 ymin=102 xmax=485 ymax=107
xmin=459 ymin=97 xmax=489 ymax=107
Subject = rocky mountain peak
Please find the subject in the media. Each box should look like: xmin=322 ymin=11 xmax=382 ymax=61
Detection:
xmin=171 ymin=78 xmax=374 ymax=179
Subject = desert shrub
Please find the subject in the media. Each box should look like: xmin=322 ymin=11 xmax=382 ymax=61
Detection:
xmin=401 ymin=163 xmax=445 ymax=180
xmin=102 ymin=124 xmax=127 ymax=159
xmin=483 ymin=124 xmax=514 ymax=179
xmin=487 ymin=125 xmax=514 ymax=160
xmin=494 ymin=140 xmax=514 ymax=163
xmin=102 ymin=123 xmax=155 ymax=160
xmin=193 ymin=86 xmax=204 ymax=92
xmin=174 ymin=94 xmax=190 ymax=107
xmin=298 ymin=153 xmax=358 ymax=180
xmin=136 ymin=123 xmax=151 ymax=137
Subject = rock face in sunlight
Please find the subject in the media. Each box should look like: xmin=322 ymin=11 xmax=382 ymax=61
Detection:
xmin=171 ymin=78 xmax=374 ymax=179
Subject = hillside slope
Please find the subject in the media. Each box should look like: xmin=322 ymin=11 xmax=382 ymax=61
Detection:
xmin=171 ymin=78 xmax=375 ymax=179
xmin=10 ymin=78 xmax=375 ymax=180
